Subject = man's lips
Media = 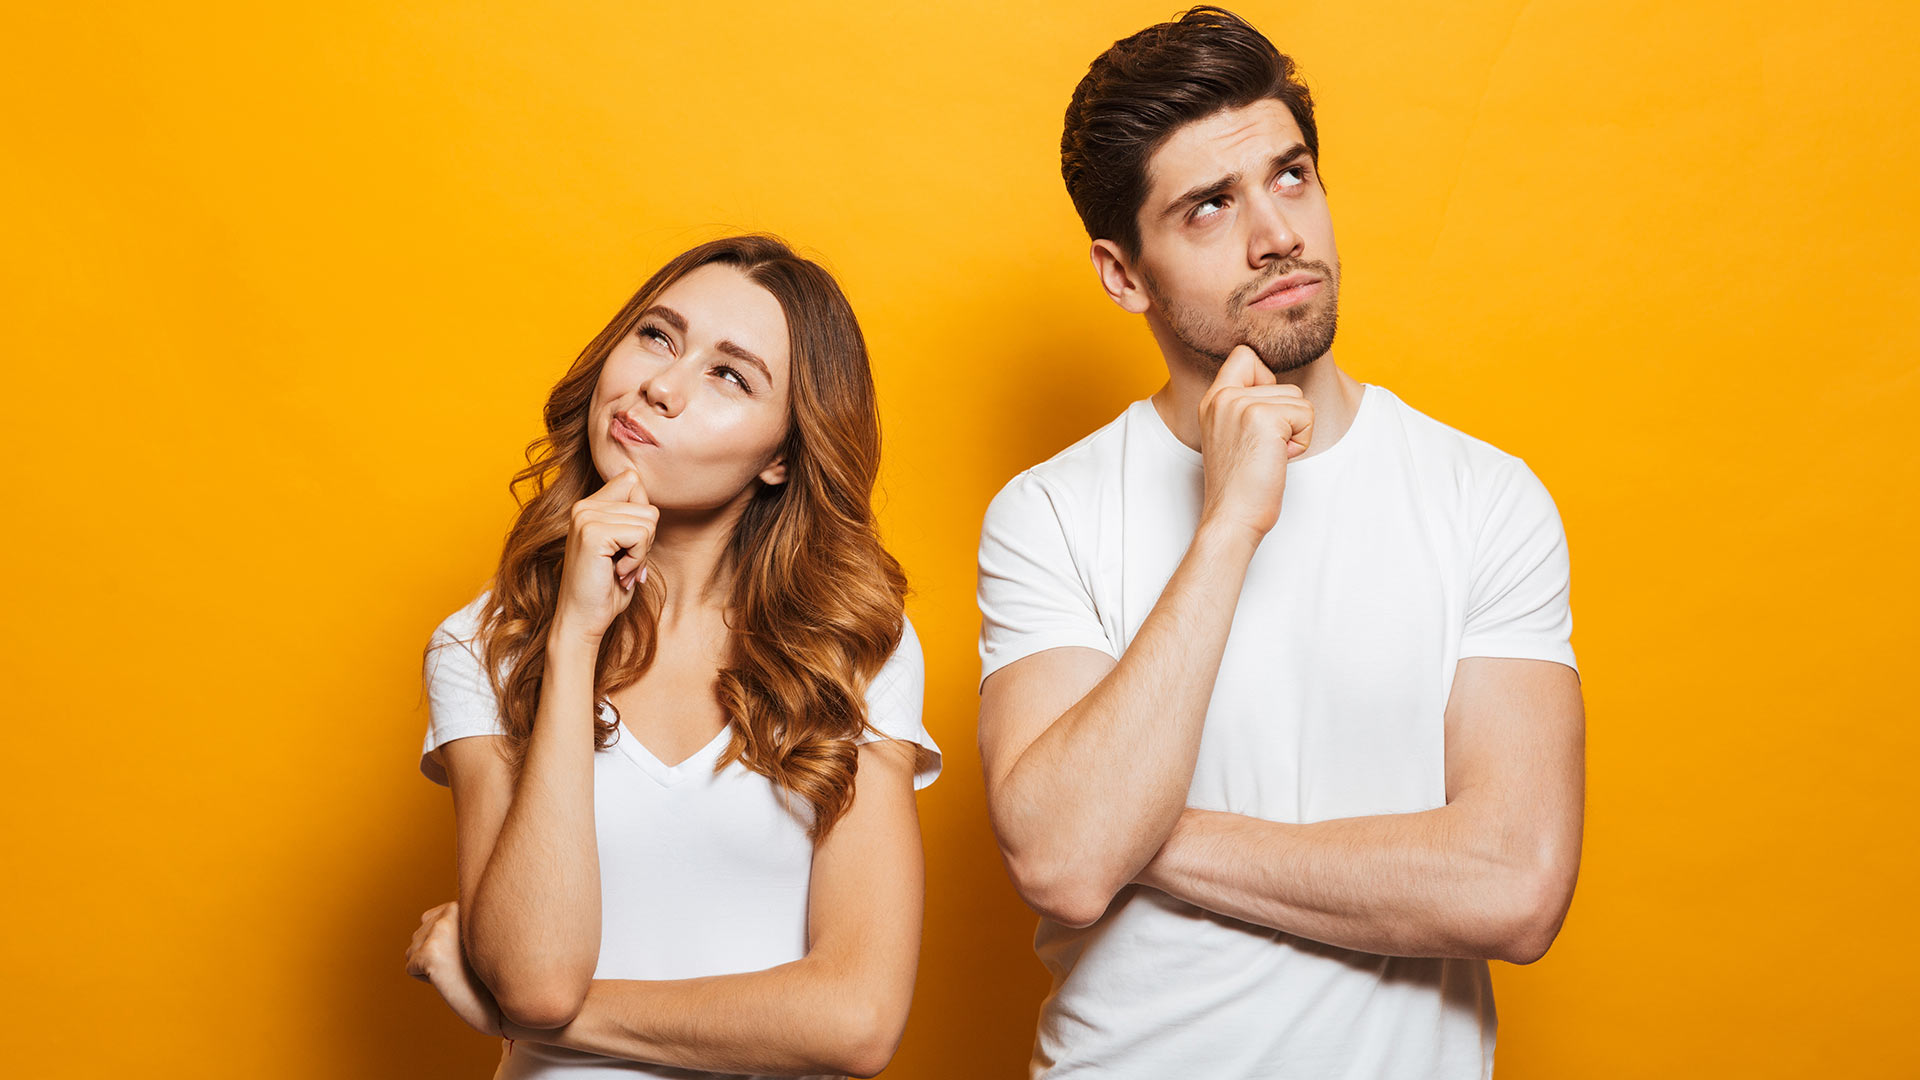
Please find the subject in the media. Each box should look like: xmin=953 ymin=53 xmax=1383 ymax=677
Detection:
xmin=1246 ymin=272 xmax=1323 ymax=310
xmin=612 ymin=413 xmax=657 ymax=447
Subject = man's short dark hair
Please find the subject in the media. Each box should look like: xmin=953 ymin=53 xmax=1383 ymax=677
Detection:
xmin=1061 ymin=6 xmax=1320 ymax=258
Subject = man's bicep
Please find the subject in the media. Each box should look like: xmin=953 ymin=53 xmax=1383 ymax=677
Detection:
xmin=1442 ymin=657 xmax=1584 ymax=818
xmin=978 ymin=646 xmax=1117 ymax=792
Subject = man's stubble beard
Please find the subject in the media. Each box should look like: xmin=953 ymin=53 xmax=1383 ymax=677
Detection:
xmin=1145 ymin=258 xmax=1342 ymax=376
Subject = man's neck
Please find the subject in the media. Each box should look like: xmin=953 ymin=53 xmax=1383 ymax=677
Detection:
xmin=1150 ymin=350 xmax=1365 ymax=459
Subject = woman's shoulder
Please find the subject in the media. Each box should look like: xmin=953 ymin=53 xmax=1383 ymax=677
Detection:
xmin=429 ymin=589 xmax=493 ymax=649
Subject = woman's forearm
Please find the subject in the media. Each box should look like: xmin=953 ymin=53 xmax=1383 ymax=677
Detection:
xmin=466 ymin=630 xmax=605 ymax=1027
xmin=502 ymin=953 xmax=904 ymax=1079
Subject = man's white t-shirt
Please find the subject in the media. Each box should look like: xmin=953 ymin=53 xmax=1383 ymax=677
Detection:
xmin=977 ymin=385 xmax=1575 ymax=1080
xmin=421 ymin=594 xmax=941 ymax=1080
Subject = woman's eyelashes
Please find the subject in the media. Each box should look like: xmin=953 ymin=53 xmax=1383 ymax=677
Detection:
xmin=713 ymin=365 xmax=753 ymax=394
xmin=635 ymin=326 xmax=753 ymax=394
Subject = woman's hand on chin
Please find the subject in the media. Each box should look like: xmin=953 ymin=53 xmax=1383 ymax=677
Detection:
xmin=552 ymin=468 xmax=660 ymax=646
xmin=406 ymin=901 xmax=504 ymax=1037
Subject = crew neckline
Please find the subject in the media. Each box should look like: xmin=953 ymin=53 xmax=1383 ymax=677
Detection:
xmin=1139 ymin=383 xmax=1380 ymax=469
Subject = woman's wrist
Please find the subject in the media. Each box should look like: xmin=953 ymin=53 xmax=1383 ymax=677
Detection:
xmin=546 ymin=618 xmax=605 ymax=660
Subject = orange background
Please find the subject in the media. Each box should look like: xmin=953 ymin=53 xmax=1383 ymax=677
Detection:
xmin=4 ymin=2 xmax=1916 ymax=1076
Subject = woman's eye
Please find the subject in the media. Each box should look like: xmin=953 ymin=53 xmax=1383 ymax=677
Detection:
xmin=638 ymin=326 xmax=672 ymax=350
xmin=715 ymin=365 xmax=750 ymax=391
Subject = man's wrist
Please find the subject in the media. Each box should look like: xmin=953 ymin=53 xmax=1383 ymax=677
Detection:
xmin=1191 ymin=516 xmax=1264 ymax=565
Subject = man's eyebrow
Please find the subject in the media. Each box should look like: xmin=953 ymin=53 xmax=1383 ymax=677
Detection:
xmin=1271 ymin=143 xmax=1313 ymax=172
xmin=1165 ymin=173 xmax=1240 ymax=219
xmin=716 ymin=340 xmax=773 ymax=384
xmin=1161 ymin=142 xmax=1315 ymax=219
xmin=638 ymin=304 xmax=687 ymax=333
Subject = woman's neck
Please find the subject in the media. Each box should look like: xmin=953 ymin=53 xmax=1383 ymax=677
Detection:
xmin=645 ymin=493 xmax=753 ymax=621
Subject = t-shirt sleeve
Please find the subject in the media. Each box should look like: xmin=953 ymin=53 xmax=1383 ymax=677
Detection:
xmin=856 ymin=615 xmax=941 ymax=790
xmin=1459 ymin=460 xmax=1577 ymax=673
xmin=419 ymin=605 xmax=510 ymax=786
xmin=976 ymin=470 xmax=1118 ymax=688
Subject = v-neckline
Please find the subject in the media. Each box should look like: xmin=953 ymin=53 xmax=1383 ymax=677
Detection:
xmin=597 ymin=700 xmax=731 ymax=788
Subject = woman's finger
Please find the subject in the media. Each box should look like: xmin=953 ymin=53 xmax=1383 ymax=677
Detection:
xmin=587 ymin=469 xmax=641 ymax=504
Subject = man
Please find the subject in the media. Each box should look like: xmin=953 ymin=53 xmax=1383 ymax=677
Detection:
xmin=975 ymin=7 xmax=1584 ymax=1077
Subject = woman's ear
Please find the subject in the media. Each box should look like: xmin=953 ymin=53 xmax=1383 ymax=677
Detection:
xmin=758 ymin=455 xmax=789 ymax=487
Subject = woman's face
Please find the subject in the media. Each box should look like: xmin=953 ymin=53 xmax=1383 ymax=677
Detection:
xmin=587 ymin=263 xmax=793 ymax=511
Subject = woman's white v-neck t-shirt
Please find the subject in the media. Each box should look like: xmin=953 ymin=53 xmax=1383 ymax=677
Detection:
xmin=420 ymin=593 xmax=940 ymax=1079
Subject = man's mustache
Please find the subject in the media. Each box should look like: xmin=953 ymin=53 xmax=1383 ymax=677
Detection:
xmin=1229 ymin=260 xmax=1336 ymax=312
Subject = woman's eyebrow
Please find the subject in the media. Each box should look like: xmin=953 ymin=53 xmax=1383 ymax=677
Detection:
xmin=716 ymin=340 xmax=773 ymax=383
xmin=639 ymin=304 xmax=688 ymax=332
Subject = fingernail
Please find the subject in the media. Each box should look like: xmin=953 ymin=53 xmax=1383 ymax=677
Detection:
xmin=640 ymin=566 xmax=649 ymax=584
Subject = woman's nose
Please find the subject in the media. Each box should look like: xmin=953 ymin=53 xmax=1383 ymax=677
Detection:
xmin=637 ymin=362 xmax=688 ymax=417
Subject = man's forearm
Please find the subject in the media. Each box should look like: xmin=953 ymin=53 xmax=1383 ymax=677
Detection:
xmin=993 ymin=522 xmax=1258 ymax=920
xmin=1136 ymin=805 xmax=1576 ymax=964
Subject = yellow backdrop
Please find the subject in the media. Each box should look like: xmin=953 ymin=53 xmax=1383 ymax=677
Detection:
xmin=4 ymin=1 xmax=1915 ymax=1076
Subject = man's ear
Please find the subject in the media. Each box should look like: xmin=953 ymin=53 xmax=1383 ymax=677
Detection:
xmin=758 ymin=455 xmax=788 ymax=487
xmin=1090 ymin=239 xmax=1152 ymax=315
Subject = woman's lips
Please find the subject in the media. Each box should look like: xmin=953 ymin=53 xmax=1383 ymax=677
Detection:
xmin=611 ymin=413 xmax=656 ymax=447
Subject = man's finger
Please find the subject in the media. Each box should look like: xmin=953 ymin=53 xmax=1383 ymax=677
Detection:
xmin=1212 ymin=345 xmax=1270 ymax=390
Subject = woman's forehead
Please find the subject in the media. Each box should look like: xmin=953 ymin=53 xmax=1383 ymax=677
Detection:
xmin=654 ymin=263 xmax=791 ymax=376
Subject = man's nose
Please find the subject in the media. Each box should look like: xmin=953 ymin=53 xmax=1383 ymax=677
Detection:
xmin=1245 ymin=193 xmax=1304 ymax=267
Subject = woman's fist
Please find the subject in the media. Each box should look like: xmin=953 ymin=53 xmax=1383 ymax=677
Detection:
xmin=553 ymin=469 xmax=658 ymax=644
xmin=405 ymin=901 xmax=502 ymax=1037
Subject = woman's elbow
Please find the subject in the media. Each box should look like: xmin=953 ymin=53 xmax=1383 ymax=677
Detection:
xmin=481 ymin=969 xmax=591 ymax=1031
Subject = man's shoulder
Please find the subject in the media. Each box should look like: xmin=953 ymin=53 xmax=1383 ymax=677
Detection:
xmin=1371 ymin=385 xmax=1535 ymax=481
xmin=988 ymin=401 xmax=1142 ymax=516
xmin=1370 ymin=385 xmax=1563 ymax=536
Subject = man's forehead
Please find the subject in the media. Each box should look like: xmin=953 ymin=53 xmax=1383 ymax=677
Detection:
xmin=1145 ymin=99 xmax=1304 ymax=200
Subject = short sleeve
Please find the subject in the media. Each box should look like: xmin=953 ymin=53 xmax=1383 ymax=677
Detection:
xmin=856 ymin=616 xmax=941 ymax=790
xmin=976 ymin=471 xmax=1117 ymax=688
xmin=419 ymin=598 xmax=509 ymax=786
xmin=1459 ymin=461 xmax=1577 ymax=673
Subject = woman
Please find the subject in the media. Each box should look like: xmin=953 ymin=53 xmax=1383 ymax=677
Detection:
xmin=404 ymin=234 xmax=940 ymax=1079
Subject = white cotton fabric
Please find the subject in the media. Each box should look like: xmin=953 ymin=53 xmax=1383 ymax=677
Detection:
xmin=421 ymin=595 xmax=940 ymax=1080
xmin=977 ymin=385 xmax=1576 ymax=1080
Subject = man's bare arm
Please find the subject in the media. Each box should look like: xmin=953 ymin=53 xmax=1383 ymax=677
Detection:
xmin=1135 ymin=657 xmax=1584 ymax=962
xmin=980 ymin=347 xmax=1314 ymax=927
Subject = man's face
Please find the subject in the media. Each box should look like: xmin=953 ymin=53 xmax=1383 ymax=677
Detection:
xmin=1130 ymin=98 xmax=1340 ymax=375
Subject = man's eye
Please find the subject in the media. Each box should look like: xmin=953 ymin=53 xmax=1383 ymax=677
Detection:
xmin=1278 ymin=167 xmax=1305 ymax=189
xmin=1193 ymin=197 xmax=1227 ymax=219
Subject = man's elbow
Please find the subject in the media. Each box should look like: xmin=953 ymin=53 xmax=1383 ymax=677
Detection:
xmin=1005 ymin=854 xmax=1117 ymax=929
xmin=1484 ymin=864 xmax=1576 ymax=965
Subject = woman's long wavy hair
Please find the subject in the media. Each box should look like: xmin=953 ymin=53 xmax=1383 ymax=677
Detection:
xmin=470 ymin=234 xmax=906 ymax=838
